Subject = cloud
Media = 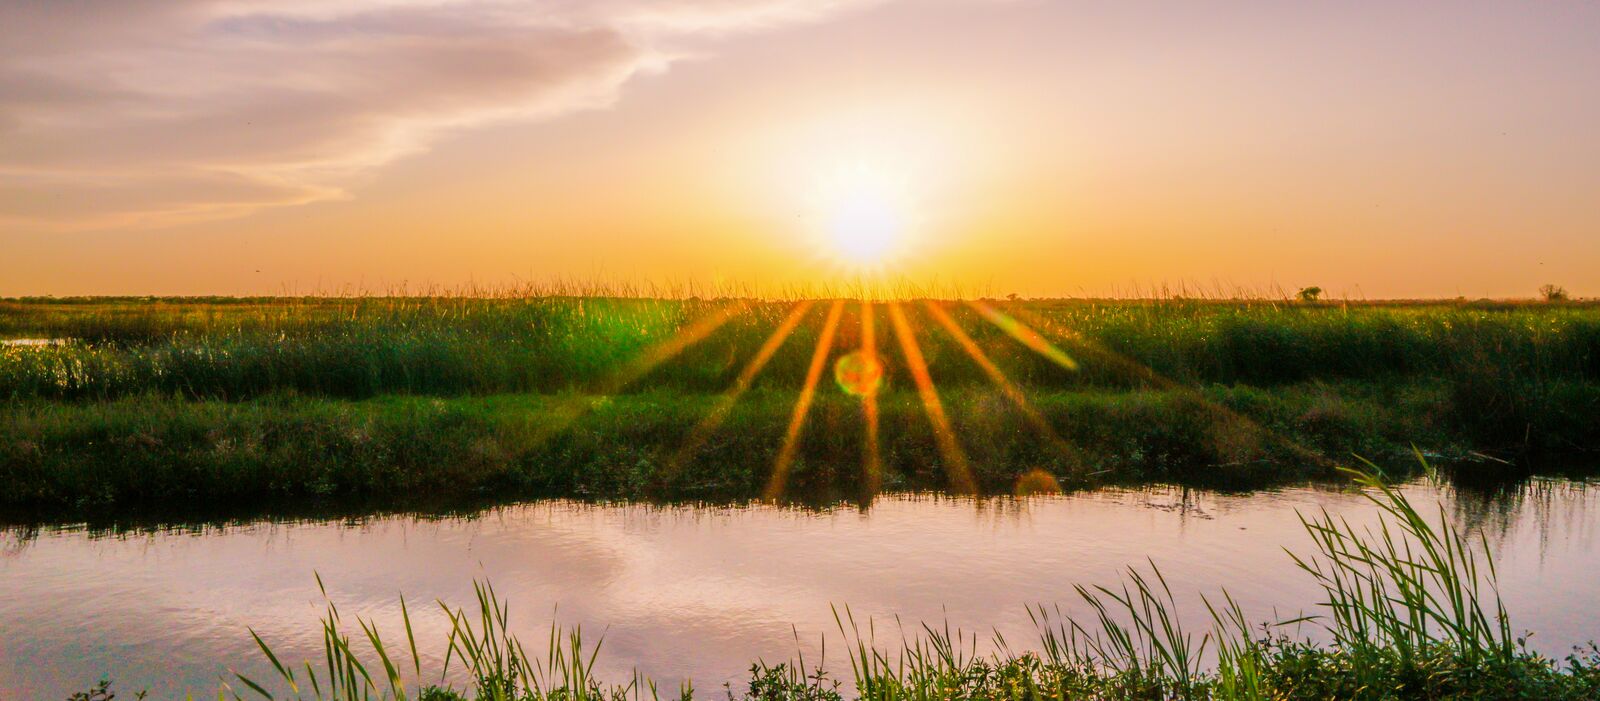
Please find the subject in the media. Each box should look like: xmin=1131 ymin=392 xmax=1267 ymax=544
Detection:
xmin=0 ymin=0 xmax=886 ymax=231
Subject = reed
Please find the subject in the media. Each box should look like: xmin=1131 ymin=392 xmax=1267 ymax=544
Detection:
xmin=4 ymin=297 xmax=1598 ymax=412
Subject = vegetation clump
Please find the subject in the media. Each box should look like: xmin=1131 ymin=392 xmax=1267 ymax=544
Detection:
xmin=1541 ymin=284 xmax=1570 ymax=302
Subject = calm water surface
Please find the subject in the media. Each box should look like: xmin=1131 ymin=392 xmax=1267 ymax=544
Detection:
xmin=3 ymin=479 xmax=1598 ymax=698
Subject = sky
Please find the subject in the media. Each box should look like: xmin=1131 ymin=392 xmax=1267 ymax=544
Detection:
xmin=3 ymin=0 xmax=1599 ymax=298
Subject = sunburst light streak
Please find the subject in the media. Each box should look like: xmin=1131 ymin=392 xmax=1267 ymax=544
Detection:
xmin=602 ymin=302 xmax=752 ymax=393
xmin=664 ymin=300 xmax=816 ymax=474
xmin=860 ymin=301 xmax=882 ymax=495
xmin=922 ymin=301 xmax=1083 ymax=463
xmin=989 ymin=303 xmax=1332 ymax=468
xmin=968 ymin=301 xmax=1079 ymax=372
xmin=765 ymin=299 xmax=845 ymax=501
xmin=531 ymin=301 xmax=750 ymax=445
xmin=888 ymin=302 xmax=978 ymax=494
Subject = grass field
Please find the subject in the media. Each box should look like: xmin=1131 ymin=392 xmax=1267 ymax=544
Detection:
xmin=4 ymin=295 xmax=1599 ymax=519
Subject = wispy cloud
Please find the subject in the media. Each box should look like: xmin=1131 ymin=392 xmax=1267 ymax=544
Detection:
xmin=0 ymin=0 xmax=887 ymax=231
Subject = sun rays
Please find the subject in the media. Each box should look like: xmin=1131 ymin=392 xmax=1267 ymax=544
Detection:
xmin=765 ymin=299 xmax=846 ymax=500
xmin=968 ymin=301 xmax=1079 ymax=372
xmin=988 ymin=302 xmax=1332 ymax=469
xmin=664 ymin=300 xmax=816 ymax=477
xmin=887 ymin=301 xmax=978 ymax=494
xmin=527 ymin=301 xmax=749 ymax=446
xmin=922 ymin=300 xmax=1084 ymax=465
xmin=523 ymin=293 xmax=1330 ymax=502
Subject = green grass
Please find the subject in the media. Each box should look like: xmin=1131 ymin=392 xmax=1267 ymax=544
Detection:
xmin=6 ymin=379 xmax=1588 ymax=520
xmin=71 ymin=464 xmax=1599 ymax=700
xmin=5 ymin=296 xmax=1599 ymax=401
xmin=3 ymin=295 xmax=1599 ymax=517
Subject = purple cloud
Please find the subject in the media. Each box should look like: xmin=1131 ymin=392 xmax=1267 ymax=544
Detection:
xmin=0 ymin=0 xmax=888 ymax=230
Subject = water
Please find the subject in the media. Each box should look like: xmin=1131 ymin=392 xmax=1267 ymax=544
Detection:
xmin=2 ymin=478 xmax=1597 ymax=699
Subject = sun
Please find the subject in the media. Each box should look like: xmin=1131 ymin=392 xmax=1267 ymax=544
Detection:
xmin=813 ymin=163 xmax=912 ymax=268
xmin=826 ymin=180 xmax=903 ymax=264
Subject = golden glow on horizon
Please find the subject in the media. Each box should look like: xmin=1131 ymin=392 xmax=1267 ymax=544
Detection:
xmin=6 ymin=2 xmax=1599 ymax=299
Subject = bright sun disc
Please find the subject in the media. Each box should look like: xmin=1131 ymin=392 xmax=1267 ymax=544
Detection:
xmin=829 ymin=190 xmax=902 ymax=263
xmin=815 ymin=163 xmax=910 ymax=267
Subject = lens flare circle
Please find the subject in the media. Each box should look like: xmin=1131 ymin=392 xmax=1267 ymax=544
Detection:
xmin=833 ymin=350 xmax=884 ymax=397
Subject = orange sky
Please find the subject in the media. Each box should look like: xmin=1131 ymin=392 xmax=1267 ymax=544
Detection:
xmin=3 ymin=1 xmax=1599 ymax=298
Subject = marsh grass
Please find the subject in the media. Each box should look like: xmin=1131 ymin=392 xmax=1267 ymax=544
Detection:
xmin=4 ymin=296 xmax=1598 ymax=407
xmin=0 ymin=381 xmax=1495 ymax=517
xmin=214 ymin=462 xmax=1600 ymax=701
xmin=4 ymin=295 xmax=1600 ymax=514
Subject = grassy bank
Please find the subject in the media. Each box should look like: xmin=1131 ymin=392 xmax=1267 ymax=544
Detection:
xmin=4 ymin=296 xmax=1599 ymax=517
xmin=72 ymin=468 xmax=1600 ymax=700
xmin=5 ymin=380 xmax=1598 ymax=520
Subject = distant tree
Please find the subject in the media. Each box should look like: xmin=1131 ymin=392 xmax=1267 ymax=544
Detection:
xmin=1006 ymin=292 xmax=1020 ymax=302
xmin=1540 ymin=284 xmax=1569 ymax=302
xmin=1297 ymin=286 xmax=1323 ymax=302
